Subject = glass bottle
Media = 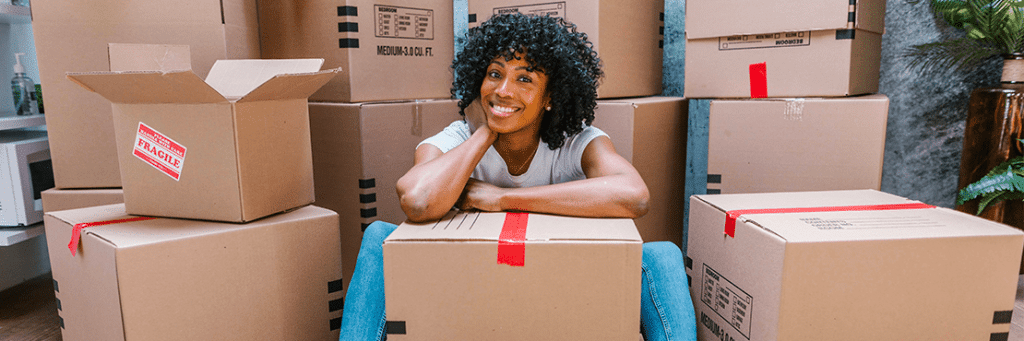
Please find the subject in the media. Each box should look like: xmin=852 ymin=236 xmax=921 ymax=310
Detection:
xmin=956 ymin=53 xmax=1024 ymax=230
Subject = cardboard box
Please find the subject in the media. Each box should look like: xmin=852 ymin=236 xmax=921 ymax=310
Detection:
xmin=67 ymin=59 xmax=337 ymax=222
xmin=704 ymin=94 xmax=888 ymax=194
xmin=44 ymin=204 xmax=344 ymax=341
xmin=32 ymin=0 xmax=261 ymax=189
xmin=384 ymin=211 xmax=642 ymax=340
xmin=308 ymin=99 xmax=462 ymax=290
xmin=685 ymin=0 xmax=885 ymax=40
xmin=592 ymin=97 xmax=687 ymax=245
xmin=41 ymin=188 xmax=124 ymax=213
xmin=684 ymin=30 xmax=882 ymax=98
xmin=684 ymin=0 xmax=885 ymax=98
xmin=467 ymin=0 xmax=663 ymax=99
xmin=686 ymin=190 xmax=1024 ymax=341
xmin=259 ymin=0 xmax=454 ymax=103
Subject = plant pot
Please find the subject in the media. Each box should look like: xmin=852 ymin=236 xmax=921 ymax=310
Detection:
xmin=956 ymin=54 xmax=1024 ymax=271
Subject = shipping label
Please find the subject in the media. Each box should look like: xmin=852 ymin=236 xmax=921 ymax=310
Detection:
xmin=493 ymin=2 xmax=566 ymax=18
xmin=133 ymin=122 xmax=186 ymax=181
xmin=374 ymin=5 xmax=433 ymax=40
xmin=799 ymin=215 xmax=943 ymax=230
xmin=701 ymin=264 xmax=752 ymax=340
xmin=718 ymin=31 xmax=811 ymax=51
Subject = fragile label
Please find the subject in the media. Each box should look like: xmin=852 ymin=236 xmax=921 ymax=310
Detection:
xmin=701 ymin=264 xmax=752 ymax=339
xmin=493 ymin=2 xmax=566 ymax=18
xmin=133 ymin=122 xmax=186 ymax=181
xmin=375 ymin=5 xmax=434 ymax=39
xmin=719 ymin=31 xmax=811 ymax=51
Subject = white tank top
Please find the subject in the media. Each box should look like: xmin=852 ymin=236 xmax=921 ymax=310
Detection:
xmin=417 ymin=120 xmax=608 ymax=188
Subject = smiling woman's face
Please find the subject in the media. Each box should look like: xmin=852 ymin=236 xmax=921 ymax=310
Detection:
xmin=479 ymin=51 xmax=550 ymax=135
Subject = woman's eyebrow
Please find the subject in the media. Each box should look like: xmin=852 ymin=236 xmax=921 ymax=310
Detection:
xmin=489 ymin=60 xmax=506 ymax=68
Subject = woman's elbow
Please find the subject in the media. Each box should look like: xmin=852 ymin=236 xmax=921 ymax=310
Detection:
xmin=621 ymin=185 xmax=650 ymax=219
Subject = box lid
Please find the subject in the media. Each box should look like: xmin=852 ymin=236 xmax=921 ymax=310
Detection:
xmin=47 ymin=204 xmax=335 ymax=251
xmin=66 ymin=59 xmax=338 ymax=104
xmin=695 ymin=190 xmax=1024 ymax=243
xmin=685 ymin=0 xmax=886 ymax=39
xmin=386 ymin=211 xmax=642 ymax=243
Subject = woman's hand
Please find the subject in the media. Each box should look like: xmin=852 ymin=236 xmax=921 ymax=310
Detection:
xmin=456 ymin=178 xmax=506 ymax=212
xmin=464 ymin=98 xmax=491 ymax=136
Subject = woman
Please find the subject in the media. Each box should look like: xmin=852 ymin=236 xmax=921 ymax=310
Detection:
xmin=341 ymin=13 xmax=696 ymax=341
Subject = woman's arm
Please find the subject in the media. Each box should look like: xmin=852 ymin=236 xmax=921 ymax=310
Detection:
xmin=457 ymin=135 xmax=650 ymax=218
xmin=396 ymin=102 xmax=496 ymax=222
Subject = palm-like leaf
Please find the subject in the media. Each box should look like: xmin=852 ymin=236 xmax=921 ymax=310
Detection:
xmin=956 ymin=140 xmax=1024 ymax=213
xmin=908 ymin=0 xmax=1024 ymax=71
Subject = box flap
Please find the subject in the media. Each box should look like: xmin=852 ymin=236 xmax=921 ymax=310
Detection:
xmin=204 ymin=59 xmax=325 ymax=100
xmin=387 ymin=211 xmax=642 ymax=243
xmin=66 ymin=70 xmax=226 ymax=104
xmin=237 ymin=68 xmax=340 ymax=102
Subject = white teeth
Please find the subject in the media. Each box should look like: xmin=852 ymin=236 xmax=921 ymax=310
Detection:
xmin=492 ymin=105 xmax=517 ymax=113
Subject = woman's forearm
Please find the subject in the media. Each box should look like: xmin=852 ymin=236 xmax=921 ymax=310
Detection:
xmin=498 ymin=174 xmax=650 ymax=218
xmin=396 ymin=127 xmax=496 ymax=222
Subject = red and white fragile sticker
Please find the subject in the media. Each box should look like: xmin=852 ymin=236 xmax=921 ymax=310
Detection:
xmin=133 ymin=122 xmax=187 ymax=181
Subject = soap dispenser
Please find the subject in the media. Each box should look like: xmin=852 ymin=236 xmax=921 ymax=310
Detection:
xmin=11 ymin=53 xmax=39 ymax=116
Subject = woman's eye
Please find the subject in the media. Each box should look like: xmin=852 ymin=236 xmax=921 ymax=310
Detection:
xmin=488 ymin=71 xmax=501 ymax=78
xmin=518 ymin=76 xmax=532 ymax=83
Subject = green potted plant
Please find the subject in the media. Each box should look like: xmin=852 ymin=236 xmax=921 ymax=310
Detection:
xmin=908 ymin=0 xmax=1024 ymax=230
xmin=956 ymin=139 xmax=1024 ymax=213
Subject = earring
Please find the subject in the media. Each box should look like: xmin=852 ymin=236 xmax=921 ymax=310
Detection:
xmin=545 ymin=106 xmax=552 ymax=111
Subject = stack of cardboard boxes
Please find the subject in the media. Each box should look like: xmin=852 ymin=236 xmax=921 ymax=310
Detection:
xmin=680 ymin=1 xmax=1024 ymax=340
xmin=681 ymin=0 xmax=890 ymax=242
xmin=32 ymin=2 xmax=347 ymax=340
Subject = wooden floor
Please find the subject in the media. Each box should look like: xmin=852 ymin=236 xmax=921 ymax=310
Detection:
xmin=3 ymin=273 xmax=1024 ymax=340
xmin=0 ymin=273 xmax=61 ymax=341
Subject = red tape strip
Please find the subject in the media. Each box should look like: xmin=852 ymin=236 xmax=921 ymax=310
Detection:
xmin=749 ymin=62 xmax=768 ymax=98
xmin=724 ymin=203 xmax=936 ymax=237
xmin=68 ymin=216 xmax=157 ymax=256
xmin=497 ymin=212 xmax=528 ymax=267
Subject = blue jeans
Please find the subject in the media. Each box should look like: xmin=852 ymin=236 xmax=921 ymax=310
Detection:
xmin=339 ymin=221 xmax=697 ymax=341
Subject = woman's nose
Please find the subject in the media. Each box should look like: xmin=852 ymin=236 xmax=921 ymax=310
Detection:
xmin=495 ymin=78 xmax=514 ymax=97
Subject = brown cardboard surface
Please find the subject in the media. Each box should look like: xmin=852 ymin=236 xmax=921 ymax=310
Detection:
xmin=684 ymin=30 xmax=882 ymax=99
xmin=384 ymin=211 xmax=642 ymax=340
xmin=43 ymin=204 xmax=343 ymax=341
xmin=259 ymin=0 xmax=455 ymax=103
xmin=308 ymin=99 xmax=461 ymax=292
xmin=41 ymin=188 xmax=124 ymax=213
xmin=468 ymin=0 xmax=663 ymax=99
xmin=686 ymin=190 xmax=1024 ymax=341
xmin=685 ymin=0 xmax=886 ymax=39
xmin=31 ymin=0 xmax=261 ymax=189
xmin=67 ymin=60 xmax=337 ymax=222
xmin=705 ymin=94 xmax=888 ymax=194
xmin=592 ymin=97 xmax=687 ymax=245
xmin=107 ymin=43 xmax=191 ymax=73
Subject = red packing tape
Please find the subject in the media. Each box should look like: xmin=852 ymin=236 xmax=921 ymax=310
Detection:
xmin=749 ymin=62 xmax=768 ymax=98
xmin=724 ymin=203 xmax=936 ymax=237
xmin=497 ymin=212 xmax=528 ymax=267
xmin=68 ymin=216 xmax=157 ymax=256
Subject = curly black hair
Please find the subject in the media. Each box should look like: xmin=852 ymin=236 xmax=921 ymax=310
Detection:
xmin=450 ymin=13 xmax=603 ymax=149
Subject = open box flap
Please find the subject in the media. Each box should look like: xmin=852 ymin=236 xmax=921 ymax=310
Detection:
xmin=237 ymin=68 xmax=340 ymax=103
xmin=67 ymin=70 xmax=226 ymax=104
xmin=204 ymin=59 xmax=325 ymax=100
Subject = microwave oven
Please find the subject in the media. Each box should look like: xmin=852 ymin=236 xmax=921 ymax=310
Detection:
xmin=0 ymin=130 xmax=54 ymax=226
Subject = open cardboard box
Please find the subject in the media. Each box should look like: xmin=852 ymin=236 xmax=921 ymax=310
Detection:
xmin=67 ymin=59 xmax=338 ymax=222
